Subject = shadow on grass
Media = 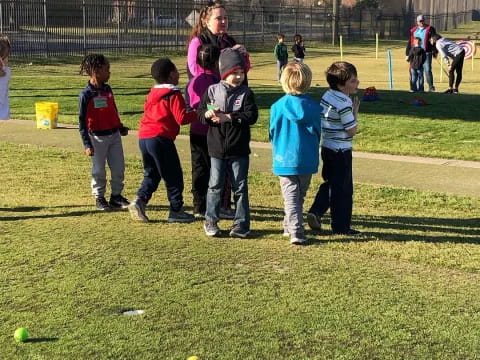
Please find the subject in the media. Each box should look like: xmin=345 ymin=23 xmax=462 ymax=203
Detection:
xmin=25 ymin=337 xmax=59 ymax=343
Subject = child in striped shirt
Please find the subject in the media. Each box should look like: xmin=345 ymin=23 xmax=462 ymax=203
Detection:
xmin=307 ymin=61 xmax=362 ymax=236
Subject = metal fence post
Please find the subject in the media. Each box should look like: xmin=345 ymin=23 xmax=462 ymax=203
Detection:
xmin=43 ymin=0 xmax=48 ymax=57
xmin=0 ymin=2 xmax=3 ymax=34
xmin=82 ymin=0 xmax=86 ymax=55
xmin=261 ymin=6 xmax=265 ymax=47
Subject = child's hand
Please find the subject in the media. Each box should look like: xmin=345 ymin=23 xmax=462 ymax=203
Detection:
xmin=205 ymin=109 xmax=217 ymax=119
xmin=352 ymin=96 xmax=360 ymax=117
xmin=233 ymin=44 xmax=247 ymax=55
xmin=85 ymin=147 xmax=94 ymax=156
xmin=119 ymin=126 xmax=129 ymax=136
xmin=216 ymin=113 xmax=231 ymax=123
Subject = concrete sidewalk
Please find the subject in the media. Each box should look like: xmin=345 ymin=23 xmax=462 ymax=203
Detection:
xmin=1 ymin=119 xmax=479 ymax=198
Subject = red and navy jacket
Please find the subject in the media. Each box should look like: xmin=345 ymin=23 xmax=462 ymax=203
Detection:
xmin=138 ymin=85 xmax=197 ymax=140
xmin=78 ymin=82 xmax=123 ymax=149
xmin=405 ymin=24 xmax=436 ymax=55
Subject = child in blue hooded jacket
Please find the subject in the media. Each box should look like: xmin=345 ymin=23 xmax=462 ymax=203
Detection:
xmin=269 ymin=62 xmax=322 ymax=245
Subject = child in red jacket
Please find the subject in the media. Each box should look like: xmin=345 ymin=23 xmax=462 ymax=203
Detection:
xmin=129 ymin=58 xmax=197 ymax=223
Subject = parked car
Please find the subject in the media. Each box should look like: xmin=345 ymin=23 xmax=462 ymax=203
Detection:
xmin=141 ymin=15 xmax=183 ymax=27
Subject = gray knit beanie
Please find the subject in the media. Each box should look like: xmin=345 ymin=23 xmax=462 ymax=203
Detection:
xmin=219 ymin=48 xmax=245 ymax=80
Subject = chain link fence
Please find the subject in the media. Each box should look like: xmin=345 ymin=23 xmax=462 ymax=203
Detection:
xmin=0 ymin=0 xmax=478 ymax=57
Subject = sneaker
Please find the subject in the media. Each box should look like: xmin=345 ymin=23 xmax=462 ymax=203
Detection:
xmin=194 ymin=212 xmax=205 ymax=219
xmin=306 ymin=212 xmax=322 ymax=231
xmin=429 ymin=87 xmax=436 ymax=92
xmin=229 ymin=225 xmax=250 ymax=238
xmin=128 ymin=198 xmax=149 ymax=222
xmin=219 ymin=207 xmax=235 ymax=220
xmin=168 ymin=208 xmax=195 ymax=223
xmin=283 ymin=230 xmax=289 ymax=237
xmin=333 ymin=228 xmax=363 ymax=236
xmin=96 ymin=196 xmax=112 ymax=211
xmin=204 ymin=220 xmax=220 ymax=236
xmin=453 ymin=89 xmax=459 ymax=94
xmin=290 ymin=237 xmax=308 ymax=245
xmin=109 ymin=194 xmax=130 ymax=209
xmin=444 ymin=89 xmax=453 ymax=94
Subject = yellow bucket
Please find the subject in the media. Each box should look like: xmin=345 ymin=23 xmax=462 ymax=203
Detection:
xmin=35 ymin=102 xmax=58 ymax=129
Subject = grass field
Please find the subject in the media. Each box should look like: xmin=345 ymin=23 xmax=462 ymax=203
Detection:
xmin=1 ymin=22 xmax=480 ymax=360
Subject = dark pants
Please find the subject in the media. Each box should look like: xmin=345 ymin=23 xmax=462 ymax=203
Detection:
xmin=309 ymin=147 xmax=353 ymax=233
xmin=449 ymin=50 xmax=465 ymax=89
xmin=190 ymin=133 xmax=210 ymax=213
xmin=137 ymin=136 xmax=184 ymax=212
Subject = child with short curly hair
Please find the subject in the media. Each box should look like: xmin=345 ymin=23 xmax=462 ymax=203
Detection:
xmin=79 ymin=54 xmax=130 ymax=211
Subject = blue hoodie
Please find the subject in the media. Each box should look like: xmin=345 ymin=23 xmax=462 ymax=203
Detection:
xmin=269 ymin=94 xmax=322 ymax=175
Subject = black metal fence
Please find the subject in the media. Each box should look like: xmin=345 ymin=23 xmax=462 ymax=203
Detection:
xmin=0 ymin=0 xmax=477 ymax=58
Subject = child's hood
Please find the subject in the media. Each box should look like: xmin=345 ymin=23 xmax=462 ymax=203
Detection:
xmin=281 ymin=94 xmax=321 ymax=123
xmin=147 ymin=84 xmax=181 ymax=103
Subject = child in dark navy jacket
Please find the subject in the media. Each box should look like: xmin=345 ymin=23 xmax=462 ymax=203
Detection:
xmin=78 ymin=54 xmax=129 ymax=211
xmin=128 ymin=58 xmax=197 ymax=223
xmin=198 ymin=48 xmax=258 ymax=238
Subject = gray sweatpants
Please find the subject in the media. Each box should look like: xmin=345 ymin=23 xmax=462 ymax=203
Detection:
xmin=279 ymin=174 xmax=312 ymax=240
xmin=89 ymin=131 xmax=125 ymax=198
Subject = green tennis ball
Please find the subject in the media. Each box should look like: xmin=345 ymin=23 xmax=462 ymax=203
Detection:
xmin=14 ymin=328 xmax=29 ymax=342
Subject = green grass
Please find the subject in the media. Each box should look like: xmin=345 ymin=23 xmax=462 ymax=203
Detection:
xmin=9 ymin=23 xmax=480 ymax=161
xmin=0 ymin=134 xmax=480 ymax=359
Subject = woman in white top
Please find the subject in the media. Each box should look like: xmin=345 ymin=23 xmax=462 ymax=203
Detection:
xmin=430 ymin=34 xmax=465 ymax=94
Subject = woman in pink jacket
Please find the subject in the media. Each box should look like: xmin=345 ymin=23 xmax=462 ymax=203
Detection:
xmin=187 ymin=0 xmax=250 ymax=79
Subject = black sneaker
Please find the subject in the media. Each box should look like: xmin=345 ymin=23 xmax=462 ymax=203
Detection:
xmin=96 ymin=196 xmax=112 ymax=211
xmin=306 ymin=212 xmax=322 ymax=231
xmin=109 ymin=194 xmax=130 ymax=209
xmin=204 ymin=220 xmax=220 ymax=236
xmin=168 ymin=208 xmax=195 ymax=223
xmin=229 ymin=225 xmax=250 ymax=238
xmin=444 ymin=89 xmax=453 ymax=94
xmin=453 ymin=89 xmax=459 ymax=94
xmin=128 ymin=197 xmax=149 ymax=222
xmin=333 ymin=228 xmax=363 ymax=236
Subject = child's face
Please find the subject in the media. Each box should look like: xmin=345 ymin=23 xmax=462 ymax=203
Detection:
xmin=338 ymin=75 xmax=359 ymax=95
xmin=224 ymin=69 xmax=244 ymax=87
xmin=278 ymin=37 xmax=284 ymax=43
xmin=93 ymin=63 xmax=110 ymax=84
xmin=414 ymin=39 xmax=421 ymax=46
xmin=168 ymin=67 xmax=180 ymax=86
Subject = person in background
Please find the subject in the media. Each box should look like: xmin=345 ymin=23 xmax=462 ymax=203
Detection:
xmin=0 ymin=34 xmax=11 ymax=120
xmin=78 ymin=54 xmax=130 ymax=211
xmin=274 ymin=33 xmax=288 ymax=82
xmin=128 ymin=59 xmax=196 ymax=223
xmin=269 ymin=62 xmax=322 ymax=245
xmin=407 ymin=37 xmax=426 ymax=92
xmin=405 ymin=14 xmax=436 ymax=92
xmin=430 ymin=34 xmax=465 ymax=94
xmin=291 ymin=34 xmax=306 ymax=63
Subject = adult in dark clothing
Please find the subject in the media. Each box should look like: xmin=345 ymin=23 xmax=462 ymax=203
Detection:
xmin=405 ymin=14 xmax=436 ymax=92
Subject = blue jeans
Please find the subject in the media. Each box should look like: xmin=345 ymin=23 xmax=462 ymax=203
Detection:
xmin=308 ymin=147 xmax=353 ymax=233
xmin=277 ymin=60 xmax=287 ymax=81
xmin=423 ymin=52 xmax=434 ymax=90
xmin=137 ymin=136 xmax=184 ymax=212
xmin=410 ymin=68 xmax=424 ymax=92
xmin=206 ymin=156 xmax=250 ymax=230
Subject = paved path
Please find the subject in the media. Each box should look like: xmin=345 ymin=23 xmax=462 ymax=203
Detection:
xmin=1 ymin=119 xmax=479 ymax=198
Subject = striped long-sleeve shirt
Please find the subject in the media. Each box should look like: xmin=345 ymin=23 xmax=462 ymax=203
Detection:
xmin=320 ymin=89 xmax=357 ymax=151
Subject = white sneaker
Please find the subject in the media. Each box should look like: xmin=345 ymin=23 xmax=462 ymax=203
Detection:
xmin=290 ymin=237 xmax=308 ymax=245
xmin=128 ymin=198 xmax=149 ymax=222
